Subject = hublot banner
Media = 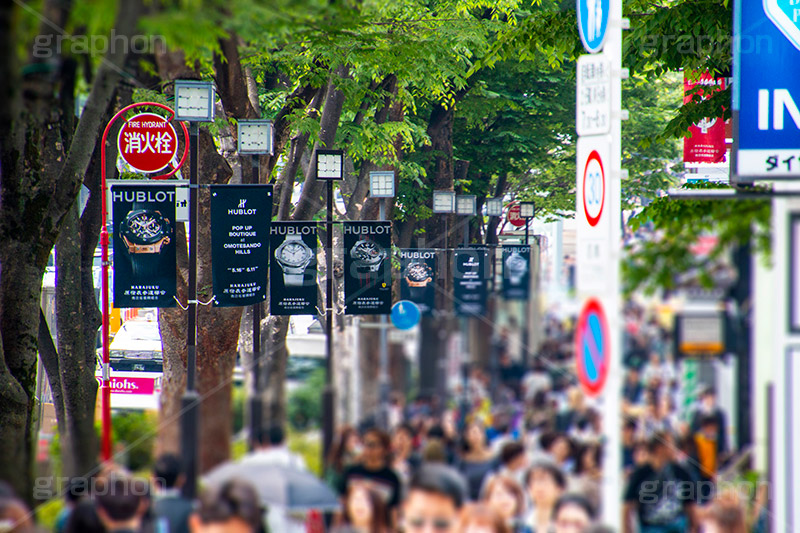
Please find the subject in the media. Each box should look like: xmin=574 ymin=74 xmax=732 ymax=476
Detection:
xmin=453 ymin=248 xmax=488 ymax=317
xmin=343 ymin=221 xmax=392 ymax=315
xmin=210 ymin=185 xmax=273 ymax=307
xmin=112 ymin=184 xmax=177 ymax=308
xmin=502 ymin=245 xmax=531 ymax=300
xmin=399 ymin=249 xmax=436 ymax=315
xmin=270 ymin=222 xmax=318 ymax=315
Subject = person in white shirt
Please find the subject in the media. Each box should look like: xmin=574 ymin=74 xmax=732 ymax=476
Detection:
xmin=241 ymin=425 xmax=307 ymax=470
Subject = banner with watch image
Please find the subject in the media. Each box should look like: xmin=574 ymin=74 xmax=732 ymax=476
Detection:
xmin=270 ymin=222 xmax=318 ymax=315
xmin=453 ymin=248 xmax=488 ymax=317
xmin=112 ymin=184 xmax=177 ymax=308
xmin=343 ymin=221 xmax=392 ymax=315
xmin=210 ymin=184 xmax=273 ymax=307
xmin=501 ymin=245 xmax=531 ymax=300
xmin=399 ymin=249 xmax=436 ymax=315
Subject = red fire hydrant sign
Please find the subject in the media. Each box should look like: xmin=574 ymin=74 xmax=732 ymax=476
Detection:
xmin=117 ymin=112 xmax=179 ymax=173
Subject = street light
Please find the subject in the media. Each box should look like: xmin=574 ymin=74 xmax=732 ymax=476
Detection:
xmin=486 ymin=197 xmax=503 ymax=217
xmin=175 ymin=79 xmax=215 ymax=499
xmin=370 ymin=171 xmax=395 ymax=429
xmin=430 ymin=190 xmax=455 ymax=409
xmin=456 ymin=195 xmax=477 ymax=246
xmin=237 ymin=119 xmax=273 ymax=451
xmin=315 ymin=148 xmax=344 ymax=465
xmin=519 ymin=201 xmax=535 ymax=244
xmin=433 ymin=190 xmax=456 ymax=214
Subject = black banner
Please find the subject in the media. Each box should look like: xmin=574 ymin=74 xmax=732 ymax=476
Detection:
xmin=210 ymin=185 xmax=272 ymax=307
xmin=453 ymin=248 xmax=488 ymax=317
xmin=270 ymin=222 xmax=318 ymax=315
xmin=343 ymin=221 xmax=392 ymax=315
xmin=502 ymin=245 xmax=531 ymax=300
xmin=112 ymin=184 xmax=177 ymax=308
xmin=399 ymin=249 xmax=436 ymax=315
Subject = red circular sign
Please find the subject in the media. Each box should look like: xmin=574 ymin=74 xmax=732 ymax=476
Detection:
xmin=582 ymin=150 xmax=605 ymax=227
xmin=574 ymin=298 xmax=609 ymax=396
xmin=506 ymin=203 xmax=526 ymax=227
xmin=117 ymin=112 xmax=179 ymax=173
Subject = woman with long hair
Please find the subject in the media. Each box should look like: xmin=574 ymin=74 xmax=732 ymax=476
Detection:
xmin=326 ymin=426 xmax=361 ymax=489
xmin=456 ymin=420 xmax=496 ymax=501
xmin=483 ymin=475 xmax=531 ymax=533
xmin=333 ymin=484 xmax=390 ymax=533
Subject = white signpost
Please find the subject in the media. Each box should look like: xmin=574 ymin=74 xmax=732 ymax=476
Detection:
xmin=575 ymin=0 xmax=623 ymax=526
xmin=577 ymin=55 xmax=612 ymax=136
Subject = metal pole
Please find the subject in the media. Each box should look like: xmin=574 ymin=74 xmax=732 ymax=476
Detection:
xmin=249 ymin=155 xmax=263 ymax=449
xmin=378 ymin=199 xmax=389 ymax=429
xmin=322 ymin=179 xmax=335 ymax=466
xmin=521 ymin=221 xmax=530 ymax=368
xmin=181 ymin=123 xmax=200 ymax=499
xmin=463 ymin=215 xmax=469 ymax=247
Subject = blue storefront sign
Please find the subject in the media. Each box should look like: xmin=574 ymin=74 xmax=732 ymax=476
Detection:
xmin=734 ymin=0 xmax=800 ymax=179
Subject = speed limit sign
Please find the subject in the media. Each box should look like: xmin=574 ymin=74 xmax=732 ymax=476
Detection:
xmin=576 ymin=136 xmax=611 ymax=293
xmin=582 ymin=149 xmax=605 ymax=227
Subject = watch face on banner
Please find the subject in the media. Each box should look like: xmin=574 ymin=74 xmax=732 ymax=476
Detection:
xmin=399 ymin=249 xmax=437 ymax=315
xmin=209 ymin=185 xmax=272 ymax=307
xmin=270 ymin=222 xmax=319 ymax=315
xmin=343 ymin=221 xmax=392 ymax=315
xmin=112 ymin=184 xmax=177 ymax=308
xmin=453 ymin=248 xmax=489 ymax=317
xmin=502 ymin=245 xmax=531 ymax=301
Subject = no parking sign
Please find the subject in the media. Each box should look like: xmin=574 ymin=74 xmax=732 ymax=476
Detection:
xmin=575 ymin=298 xmax=610 ymax=396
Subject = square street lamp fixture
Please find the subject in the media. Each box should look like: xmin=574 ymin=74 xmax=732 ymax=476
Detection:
xmin=174 ymin=80 xmax=215 ymax=122
xmin=433 ymin=191 xmax=456 ymax=213
xmin=315 ymin=149 xmax=344 ymax=180
xmin=456 ymin=195 xmax=477 ymax=216
xmin=519 ymin=201 xmax=536 ymax=219
xmin=486 ymin=198 xmax=503 ymax=217
xmin=237 ymin=120 xmax=273 ymax=155
xmin=369 ymin=171 xmax=395 ymax=198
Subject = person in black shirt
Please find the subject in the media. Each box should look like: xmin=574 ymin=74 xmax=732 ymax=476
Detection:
xmin=338 ymin=428 xmax=402 ymax=528
xmin=623 ymin=433 xmax=698 ymax=533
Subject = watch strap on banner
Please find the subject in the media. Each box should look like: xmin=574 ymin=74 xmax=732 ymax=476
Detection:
xmin=283 ymin=272 xmax=304 ymax=286
xmin=131 ymin=253 xmax=159 ymax=278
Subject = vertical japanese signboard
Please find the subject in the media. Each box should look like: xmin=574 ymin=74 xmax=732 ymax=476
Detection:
xmin=210 ymin=185 xmax=272 ymax=307
xmin=270 ymin=222 xmax=319 ymax=315
xmin=112 ymin=184 xmax=177 ymax=308
xmin=683 ymin=74 xmax=727 ymax=164
xmin=501 ymin=245 xmax=531 ymax=300
xmin=453 ymin=248 xmax=488 ymax=317
xmin=399 ymin=249 xmax=437 ymax=315
xmin=343 ymin=221 xmax=392 ymax=315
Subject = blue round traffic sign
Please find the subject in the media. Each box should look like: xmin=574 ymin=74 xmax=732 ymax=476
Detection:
xmin=574 ymin=298 xmax=609 ymax=396
xmin=391 ymin=300 xmax=421 ymax=330
xmin=577 ymin=0 xmax=610 ymax=53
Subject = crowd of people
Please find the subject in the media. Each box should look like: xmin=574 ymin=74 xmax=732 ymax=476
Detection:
xmin=0 ymin=306 xmax=767 ymax=532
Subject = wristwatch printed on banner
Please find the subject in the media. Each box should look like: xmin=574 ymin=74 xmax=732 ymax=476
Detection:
xmin=350 ymin=239 xmax=387 ymax=275
xmin=275 ymin=233 xmax=313 ymax=286
xmin=119 ymin=204 xmax=172 ymax=277
xmin=404 ymin=261 xmax=433 ymax=300
xmin=504 ymin=250 xmax=528 ymax=285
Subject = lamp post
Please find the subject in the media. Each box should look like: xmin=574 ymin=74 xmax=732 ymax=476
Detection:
xmin=431 ymin=191 xmax=455 ymax=411
xmin=174 ymin=79 xmax=215 ymax=499
xmin=237 ymin=119 xmax=273 ymax=449
xmin=485 ymin=197 xmax=503 ymax=401
xmin=519 ymin=201 xmax=535 ymax=245
xmin=455 ymin=194 xmax=476 ymax=429
xmin=315 ymin=149 xmax=344 ymax=463
xmin=518 ymin=201 xmax=535 ymax=370
xmin=456 ymin=195 xmax=477 ymax=247
xmin=369 ymin=171 xmax=395 ymax=429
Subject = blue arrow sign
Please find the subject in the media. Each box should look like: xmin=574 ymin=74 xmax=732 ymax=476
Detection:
xmin=391 ymin=300 xmax=421 ymax=330
xmin=577 ymin=0 xmax=610 ymax=53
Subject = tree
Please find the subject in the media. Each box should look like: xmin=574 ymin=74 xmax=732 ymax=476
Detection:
xmin=0 ymin=0 xmax=144 ymax=497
